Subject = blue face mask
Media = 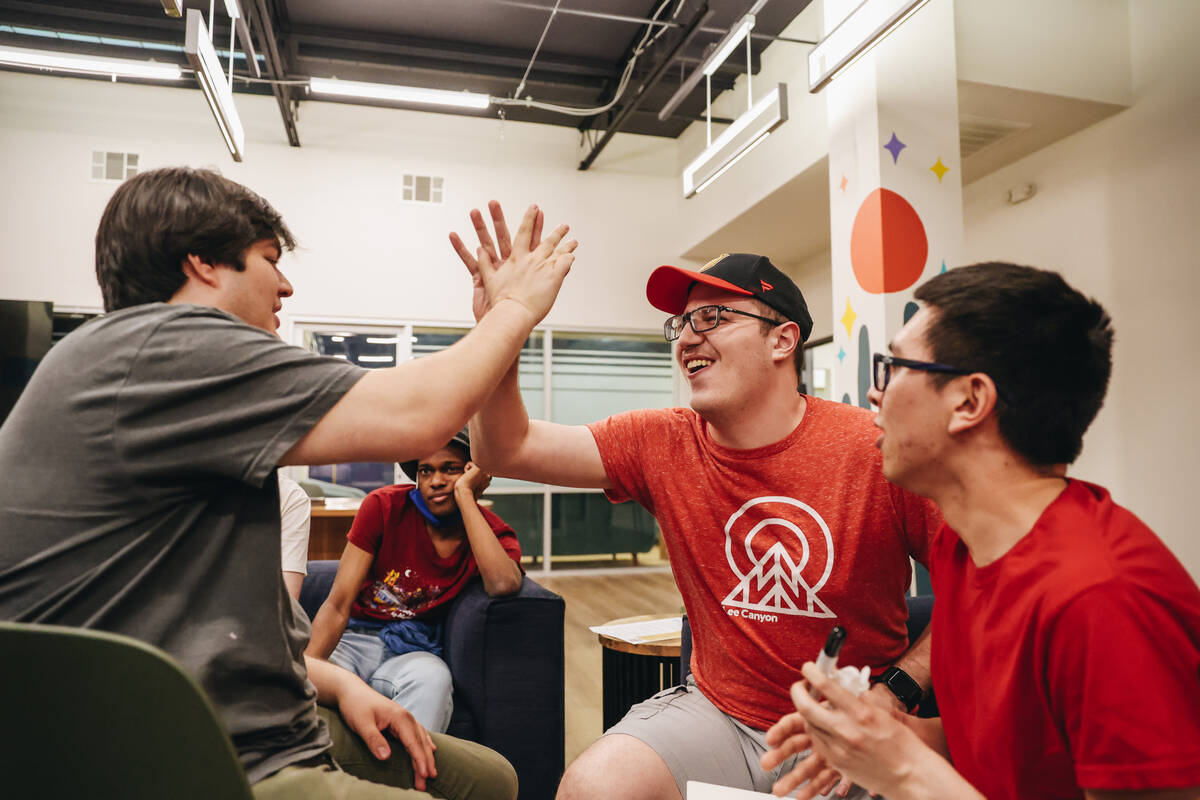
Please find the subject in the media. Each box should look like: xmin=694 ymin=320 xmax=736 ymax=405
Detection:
xmin=409 ymin=483 xmax=462 ymax=528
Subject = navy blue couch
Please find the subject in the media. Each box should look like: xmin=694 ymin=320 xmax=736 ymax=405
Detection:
xmin=300 ymin=560 xmax=566 ymax=800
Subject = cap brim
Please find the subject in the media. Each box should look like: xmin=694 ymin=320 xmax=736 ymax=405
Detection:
xmin=646 ymin=265 xmax=754 ymax=315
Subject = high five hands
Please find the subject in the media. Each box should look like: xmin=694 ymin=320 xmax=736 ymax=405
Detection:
xmin=449 ymin=201 xmax=578 ymax=324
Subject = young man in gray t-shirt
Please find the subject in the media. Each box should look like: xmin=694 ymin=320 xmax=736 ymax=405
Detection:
xmin=0 ymin=167 xmax=576 ymax=798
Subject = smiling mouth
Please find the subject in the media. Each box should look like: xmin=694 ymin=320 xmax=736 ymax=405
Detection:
xmin=685 ymin=358 xmax=712 ymax=375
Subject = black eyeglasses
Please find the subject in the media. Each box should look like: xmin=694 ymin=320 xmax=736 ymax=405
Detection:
xmin=664 ymin=305 xmax=781 ymax=342
xmin=873 ymin=353 xmax=1010 ymax=403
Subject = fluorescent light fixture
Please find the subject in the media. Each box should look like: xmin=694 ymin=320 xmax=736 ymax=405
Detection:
xmin=807 ymin=0 xmax=931 ymax=92
xmin=223 ymin=0 xmax=241 ymax=20
xmin=358 ymin=355 xmax=395 ymax=363
xmin=701 ymin=14 xmax=755 ymax=77
xmin=184 ymin=9 xmax=245 ymax=161
xmin=309 ymin=77 xmax=490 ymax=110
xmin=0 ymin=44 xmax=183 ymax=81
xmin=682 ymin=83 xmax=787 ymax=198
xmin=160 ymin=0 xmax=183 ymax=17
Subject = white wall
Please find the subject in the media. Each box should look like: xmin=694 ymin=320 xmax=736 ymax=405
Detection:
xmin=961 ymin=0 xmax=1200 ymax=577
xmin=0 ymin=71 xmax=681 ymax=332
xmin=954 ymin=0 xmax=1132 ymax=105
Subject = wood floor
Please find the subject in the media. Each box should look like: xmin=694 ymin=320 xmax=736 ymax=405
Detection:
xmin=537 ymin=570 xmax=683 ymax=766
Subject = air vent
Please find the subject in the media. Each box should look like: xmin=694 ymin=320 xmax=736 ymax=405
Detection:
xmin=958 ymin=115 xmax=1030 ymax=159
xmin=91 ymin=150 xmax=139 ymax=181
xmin=402 ymin=174 xmax=443 ymax=204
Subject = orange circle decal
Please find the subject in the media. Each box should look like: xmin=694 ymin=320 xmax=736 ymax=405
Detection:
xmin=850 ymin=188 xmax=928 ymax=294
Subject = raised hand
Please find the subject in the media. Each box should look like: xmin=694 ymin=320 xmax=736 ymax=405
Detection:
xmin=449 ymin=201 xmax=574 ymax=323
xmin=454 ymin=461 xmax=492 ymax=505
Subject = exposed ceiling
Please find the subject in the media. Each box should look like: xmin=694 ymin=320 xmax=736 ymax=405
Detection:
xmin=0 ymin=0 xmax=815 ymax=166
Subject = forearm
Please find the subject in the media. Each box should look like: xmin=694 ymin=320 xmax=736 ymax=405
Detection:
xmin=457 ymin=491 xmax=522 ymax=596
xmin=469 ymin=358 xmax=527 ymax=475
xmin=283 ymin=571 xmax=304 ymax=600
xmin=283 ymin=299 xmax=539 ymax=466
xmin=306 ymin=602 xmax=351 ymax=660
xmin=304 ymin=653 xmax=357 ymax=706
xmin=891 ymin=746 xmax=985 ymax=800
xmin=892 ymin=621 xmax=933 ymax=691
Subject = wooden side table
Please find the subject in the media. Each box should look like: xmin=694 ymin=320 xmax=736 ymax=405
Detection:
xmin=596 ymin=614 xmax=683 ymax=731
xmin=308 ymin=502 xmax=359 ymax=560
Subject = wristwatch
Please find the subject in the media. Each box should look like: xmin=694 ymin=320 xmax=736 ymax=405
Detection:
xmin=874 ymin=666 xmax=924 ymax=712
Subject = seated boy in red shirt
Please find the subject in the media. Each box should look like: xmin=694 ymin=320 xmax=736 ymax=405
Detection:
xmin=306 ymin=429 xmax=523 ymax=732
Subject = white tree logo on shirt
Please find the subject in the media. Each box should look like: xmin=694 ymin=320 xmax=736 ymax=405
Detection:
xmin=721 ymin=496 xmax=836 ymax=619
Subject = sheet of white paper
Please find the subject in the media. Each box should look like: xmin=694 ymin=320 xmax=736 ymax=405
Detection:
xmin=687 ymin=781 xmax=777 ymax=800
xmin=589 ymin=616 xmax=683 ymax=644
xmin=322 ymin=498 xmax=362 ymax=511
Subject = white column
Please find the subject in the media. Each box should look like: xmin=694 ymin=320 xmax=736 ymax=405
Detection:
xmin=824 ymin=0 xmax=964 ymax=407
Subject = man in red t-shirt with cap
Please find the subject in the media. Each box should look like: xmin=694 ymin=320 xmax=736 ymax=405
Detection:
xmin=450 ymin=204 xmax=942 ymax=800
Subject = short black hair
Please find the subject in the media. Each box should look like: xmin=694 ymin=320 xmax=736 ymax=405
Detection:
xmin=914 ymin=262 xmax=1113 ymax=466
xmin=95 ymin=166 xmax=296 ymax=311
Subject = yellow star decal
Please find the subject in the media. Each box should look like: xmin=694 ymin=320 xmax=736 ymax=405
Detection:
xmin=930 ymin=157 xmax=949 ymax=183
xmin=840 ymin=298 xmax=857 ymax=338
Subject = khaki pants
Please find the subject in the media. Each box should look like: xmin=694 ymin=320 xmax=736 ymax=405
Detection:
xmin=253 ymin=707 xmax=518 ymax=800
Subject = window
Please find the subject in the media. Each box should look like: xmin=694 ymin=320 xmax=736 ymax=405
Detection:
xmin=401 ymin=174 xmax=444 ymax=204
xmin=293 ymin=319 xmax=674 ymax=572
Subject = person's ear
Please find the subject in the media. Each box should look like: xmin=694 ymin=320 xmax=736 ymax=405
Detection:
xmin=180 ymin=254 xmax=222 ymax=289
xmin=946 ymin=373 xmax=1000 ymax=435
xmin=771 ymin=321 xmax=800 ymax=365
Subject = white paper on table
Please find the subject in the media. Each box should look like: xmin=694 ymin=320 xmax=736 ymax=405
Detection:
xmin=588 ymin=616 xmax=683 ymax=645
xmin=322 ymin=498 xmax=362 ymax=511
xmin=687 ymin=781 xmax=777 ymax=800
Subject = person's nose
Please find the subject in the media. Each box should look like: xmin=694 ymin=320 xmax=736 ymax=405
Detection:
xmin=676 ymin=318 xmax=704 ymax=349
xmin=277 ymin=268 xmax=294 ymax=298
xmin=867 ymin=384 xmax=884 ymax=409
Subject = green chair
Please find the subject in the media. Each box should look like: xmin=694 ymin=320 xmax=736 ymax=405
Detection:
xmin=0 ymin=621 xmax=254 ymax=800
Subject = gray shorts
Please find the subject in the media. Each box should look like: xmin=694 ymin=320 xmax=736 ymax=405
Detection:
xmin=605 ymin=675 xmax=868 ymax=799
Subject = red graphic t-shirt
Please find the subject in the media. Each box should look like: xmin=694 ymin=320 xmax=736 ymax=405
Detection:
xmin=588 ymin=397 xmax=940 ymax=730
xmin=346 ymin=485 xmax=522 ymax=621
xmin=930 ymin=480 xmax=1200 ymax=799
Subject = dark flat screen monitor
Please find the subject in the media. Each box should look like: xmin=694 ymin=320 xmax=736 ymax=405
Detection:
xmin=0 ymin=299 xmax=53 ymax=424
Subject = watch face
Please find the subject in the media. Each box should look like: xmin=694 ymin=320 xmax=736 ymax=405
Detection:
xmin=884 ymin=667 xmax=923 ymax=710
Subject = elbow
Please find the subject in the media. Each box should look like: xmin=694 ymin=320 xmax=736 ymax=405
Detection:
xmin=485 ymin=574 xmax=523 ymax=598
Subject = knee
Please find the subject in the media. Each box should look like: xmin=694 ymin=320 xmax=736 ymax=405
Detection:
xmin=558 ymin=736 xmax=676 ymax=800
xmin=462 ymin=747 xmax=518 ymax=800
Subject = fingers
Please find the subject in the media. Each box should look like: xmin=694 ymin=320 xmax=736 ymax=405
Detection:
xmin=534 ymin=223 xmax=570 ymax=259
xmin=799 ymin=662 xmax=860 ymax=711
xmin=770 ymin=755 xmax=838 ymax=799
xmin=357 ymin=722 xmax=391 ymax=761
xmin=531 ymin=208 xmax=544 ymax=250
xmin=449 ymin=232 xmax=479 ymax=273
xmin=765 ymin=708 xmax=807 ymax=746
xmin=488 ymin=200 xmax=513 ymax=259
xmin=512 ymin=204 xmax=539 ymax=254
xmin=761 ymin=732 xmax=812 ymax=771
xmin=835 ymin=776 xmax=854 ymax=797
xmin=470 ymin=208 xmax=501 ymax=266
xmin=392 ymin=718 xmax=437 ymax=790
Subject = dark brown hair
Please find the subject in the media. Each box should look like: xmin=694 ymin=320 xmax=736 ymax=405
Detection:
xmin=95 ymin=167 xmax=295 ymax=311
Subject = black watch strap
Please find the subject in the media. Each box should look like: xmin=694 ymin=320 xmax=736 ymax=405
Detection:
xmin=875 ymin=666 xmax=924 ymax=712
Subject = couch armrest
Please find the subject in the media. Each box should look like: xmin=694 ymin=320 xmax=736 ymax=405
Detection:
xmin=444 ymin=576 xmax=565 ymax=800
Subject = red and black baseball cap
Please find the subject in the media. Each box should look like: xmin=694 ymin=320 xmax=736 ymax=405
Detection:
xmin=646 ymin=253 xmax=814 ymax=340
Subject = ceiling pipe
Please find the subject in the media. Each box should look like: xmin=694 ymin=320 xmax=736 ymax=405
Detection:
xmin=578 ymin=4 xmax=712 ymax=171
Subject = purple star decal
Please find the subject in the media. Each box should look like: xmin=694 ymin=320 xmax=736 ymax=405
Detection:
xmin=883 ymin=132 xmax=906 ymax=164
